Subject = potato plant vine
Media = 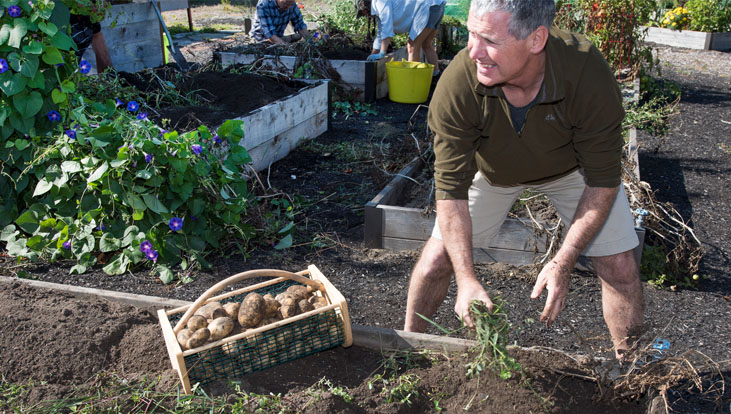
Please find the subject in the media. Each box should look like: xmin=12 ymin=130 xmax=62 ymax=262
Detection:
xmin=0 ymin=0 xmax=286 ymax=283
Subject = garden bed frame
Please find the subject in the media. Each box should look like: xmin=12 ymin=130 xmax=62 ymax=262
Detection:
xmin=216 ymin=48 xmax=408 ymax=102
xmin=643 ymin=26 xmax=731 ymax=50
xmin=220 ymin=79 xmax=330 ymax=172
xmin=364 ymin=130 xmax=646 ymax=268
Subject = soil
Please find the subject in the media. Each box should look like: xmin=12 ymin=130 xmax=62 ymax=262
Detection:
xmin=0 ymin=36 xmax=729 ymax=413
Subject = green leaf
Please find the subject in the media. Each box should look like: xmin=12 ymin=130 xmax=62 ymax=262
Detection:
xmin=274 ymin=234 xmax=292 ymax=250
xmin=26 ymin=235 xmax=44 ymax=250
xmin=99 ymin=232 xmax=121 ymax=252
xmin=14 ymin=138 xmax=29 ymax=151
xmin=170 ymin=158 xmax=187 ymax=172
xmin=0 ymin=72 xmax=28 ymax=97
xmin=50 ymin=30 xmax=74 ymax=50
xmin=27 ymin=68 xmax=45 ymax=89
xmin=190 ymin=198 xmax=206 ymax=216
xmin=8 ymin=19 xmax=28 ymax=49
xmin=70 ymin=264 xmax=88 ymax=274
xmin=103 ymin=253 xmax=129 ymax=275
xmin=87 ymin=161 xmax=109 ymax=183
xmin=157 ymin=266 xmax=175 ymax=284
xmin=61 ymin=160 xmax=82 ymax=174
xmin=32 ymin=179 xmax=53 ymax=197
xmin=230 ymin=145 xmax=252 ymax=164
xmin=1 ymin=225 xmax=19 ymax=242
xmin=15 ymin=210 xmax=39 ymax=234
xmin=7 ymin=53 xmax=39 ymax=78
xmin=22 ymin=41 xmax=44 ymax=55
xmin=0 ymin=24 xmax=10 ymax=45
xmin=38 ymin=21 xmax=58 ymax=37
xmin=132 ymin=210 xmax=144 ymax=220
xmin=135 ymin=169 xmax=152 ymax=179
xmin=278 ymin=221 xmax=294 ymax=234
xmin=12 ymin=90 xmax=43 ymax=118
xmin=51 ymin=88 xmax=67 ymax=104
xmin=142 ymin=194 xmax=169 ymax=214
xmin=60 ymin=79 xmax=75 ymax=93
xmin=126 ymin=194 xmax=146 ymax=210
xmin=41 ymin=46 xmax=64 ymax=65
xmin=122 ymin=226 xmax=139 ymax=246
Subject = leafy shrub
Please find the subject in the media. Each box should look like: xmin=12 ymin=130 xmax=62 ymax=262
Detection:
xmin=554 ymin=0 xmax=656 ymax=77
xmin=684 ymin=0 xmax=731 ymax=32
xmin=312 ymin=0 xmax=371 ymax=46
xmin=1 ymin=1 xmax=291 ymax=283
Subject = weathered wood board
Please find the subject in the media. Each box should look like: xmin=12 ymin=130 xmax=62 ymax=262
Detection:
xmin=222 ymin=80 xmax=330 ymax=172
xmin=81 ymin=3 xmax=164 ymax=74
xmin=365 ymin=133 xmax=646 ymax=268
xmin=643 ymin=26 xmax=731 ymax=50
xmin=217 ymin=48 xmax=409 ymax=102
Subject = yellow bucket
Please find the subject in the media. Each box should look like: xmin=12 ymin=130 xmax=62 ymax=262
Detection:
xmin=385 ymin=60 xmax=434 ymax=104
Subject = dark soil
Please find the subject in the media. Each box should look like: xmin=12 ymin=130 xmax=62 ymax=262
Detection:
xmin=0 ymin=44 xmax=729 ymax=413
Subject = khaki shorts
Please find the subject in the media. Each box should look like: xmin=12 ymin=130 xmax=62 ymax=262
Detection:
xmin=432 ymin=170 xmax=639 ymax=257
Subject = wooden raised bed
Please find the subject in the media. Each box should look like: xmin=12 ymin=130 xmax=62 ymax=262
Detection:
xmin=222 ymin=79 xmax=329 ymax=172
xmin=365 ymin=132 xmax=646 ymax=268
xmin=643 ymin=26 xmax=731 ymax=50
xmin=217 ymin=48 xmax=408 ymax=102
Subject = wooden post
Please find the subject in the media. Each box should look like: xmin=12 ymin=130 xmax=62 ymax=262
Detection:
xmin=187 ymin=6 xmax=193 ymax=31
xmin=158 ymin=2 xmax=166 ymax=64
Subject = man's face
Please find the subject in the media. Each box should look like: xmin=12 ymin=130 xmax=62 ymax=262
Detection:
xmin=276 ymin=0 xmax=295 ymax=11
xmin=466 ymin=10 xmax=534 ymax=87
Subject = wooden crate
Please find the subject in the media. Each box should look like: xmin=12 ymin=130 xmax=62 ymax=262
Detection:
xmin=158 ymin=265 xmax=352 ymax=394
xmin=643 ymin=26 xmax=731 ymax=50
xmin=217 ymin=48 xmax=409 ymax=102
xmin=228 ymin=80 xmax=329 ymax=172
xmin=364 ymin=134 xmax=646 ymax=267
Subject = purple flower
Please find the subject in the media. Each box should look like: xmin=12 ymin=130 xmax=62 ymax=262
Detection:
xmin=126 ymin=101 xmax=139 ymax=112
xmin=47 ymin=110 xmax=61 ymax=122
xmin=145 ymin=249 xmax=159 ymax=262
xmin=0 ymin=58 xmax=8 ymax=74
xmin=139 ymin=240 xmax=153 ymax=253
xmin=62 ymin=241 xmax=71 ymax=250
xmin=313 ymin=32 xmax=319 ymax=39
xmin=7 ymin=5 xmax=21 ymax=17
xmin=168 ymin=217 xmax=183 ymax=232
xmin=158 ymin=129 xmax=168 ymax=137
xmin=324 ymin=34 xmax=329 ymax=39
xmin=213 ymin=134 xmax=222 ymax=144
xmin=144 ymin=153 xmax=153 ymax=163
xmin=115 ymin=98 xmax=124 ymax=107
xmin=136 ymin=112 xmax=147 ymax=120
xmin=95 ymin=224 xmax=106 ymax=231
xmin=65 ymin=129 xmax=76 ymax=140
xmin=79 ymin=60 xmax=91 ymax=74
xmin=191 ymin=144 xmax=203 ymax=155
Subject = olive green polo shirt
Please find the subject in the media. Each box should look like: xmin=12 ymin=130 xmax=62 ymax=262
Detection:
xmin=429 ymin=28 xmax=625 ymax=200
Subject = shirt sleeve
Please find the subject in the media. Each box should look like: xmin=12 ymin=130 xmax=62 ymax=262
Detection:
xmin=289 ymin=5 xmax=307 ymax=32
xmin=256 ymin=2 xmax=276 ymax=39
xmin=570 ymin=47 xmax=625 ymax=188
xmin=428 ymin=52 xmax=483 ymax=200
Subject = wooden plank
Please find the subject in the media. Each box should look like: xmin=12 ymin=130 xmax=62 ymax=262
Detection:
xmin=381 ymin=237 xmax=541 ymax=265
xmin=233 ymin=82 xmax=328 ymax=151
xmin=352 ymin=324 xmax=476 ymax=353
xmin=131 ymin=0 xmax=189 ymax=12
xmin=710 ymin=32 xmax=731 ymax=50
xmin=245 ymin=109 xmax=328 ymax=172
xmin=644 ymin=26 xmax=714 ymax=50
xmin=103 ymin=3 xmax=159 ymax=26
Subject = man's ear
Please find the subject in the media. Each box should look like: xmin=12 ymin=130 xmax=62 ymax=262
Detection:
xmin=529 ymin=26 xmax=549 ymax=54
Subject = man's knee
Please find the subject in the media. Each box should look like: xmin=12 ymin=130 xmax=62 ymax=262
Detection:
xmin=414 ymin=238 xmax=452 ymax=277
xmin=592 ymin=249 xmax=640 ymax=285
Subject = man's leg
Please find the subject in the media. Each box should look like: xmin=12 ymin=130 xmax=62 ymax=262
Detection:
xmin=592 ymin=250 xmax=645 ymax=359
xmin=404 ymin=237 xmax=453 ymax=332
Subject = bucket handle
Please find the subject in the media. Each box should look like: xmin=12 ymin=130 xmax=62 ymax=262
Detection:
xmin=173 ymin=269 xmax=324 ymax=334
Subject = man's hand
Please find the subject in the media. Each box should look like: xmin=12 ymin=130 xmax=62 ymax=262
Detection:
xmin=454 ymin=278 xmax=493 ymax=328
xmin=530 ymin=258 xmax=572 ymax=326
xmin=367 ymin=52 xmax=385 ymax=61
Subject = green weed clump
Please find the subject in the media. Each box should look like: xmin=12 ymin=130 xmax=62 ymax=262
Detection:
xmin=467 ymin=298 xmax=522 ymax=380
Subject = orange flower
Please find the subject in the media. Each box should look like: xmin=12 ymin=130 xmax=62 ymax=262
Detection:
xmin=298 ymin=3 xmax=304 ymax=9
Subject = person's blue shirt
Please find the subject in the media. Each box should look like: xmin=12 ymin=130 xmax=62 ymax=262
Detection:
xmin=250 ymin=0 xmax=307 ymax=41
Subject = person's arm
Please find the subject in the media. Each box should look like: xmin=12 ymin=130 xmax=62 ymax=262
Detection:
xmin=91 ymin=31 xmax=112 ymax=72
xmin=530 ymin=184 xmax=618 ymax=326
xmin=268 ymin=34 xmax=287 ymax=44
xmin=437 ymin=199 xmax=493 ymax=328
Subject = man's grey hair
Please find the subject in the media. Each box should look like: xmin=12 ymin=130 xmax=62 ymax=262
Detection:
xmin=470 ymin=0 xmax=556 ymax=39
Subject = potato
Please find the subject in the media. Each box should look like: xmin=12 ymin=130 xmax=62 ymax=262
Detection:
xmin=275 ymin=292 xmax=295 ymax=303
xmin=297 ymin=299 xmax=314 ymax=313
xmin=263 ymin=296 xmax=280 ymax=318
xmin=196 ymin=302 xmax=226 ymax=321
xmin=279 ymin=296 xmax=298 ymax=319
xmin=187 ymin=315 xmax=208 ymax=332
xmin=176 ymin=328 xmax=193 ymax=349
xmin=186 ymin=328 xmax=210 ymax=349
xmin=311 ymin=296 xmax=328 ymax=309
xmin=222 ymin=302 xmax=240 ymax=320
xmin=208 ymin=316 xmax=235 ymax=341
xmin=286 ymin=285 xmax=310 ymax=301
xmin=238 ymin=292 xmax=266 ymax=328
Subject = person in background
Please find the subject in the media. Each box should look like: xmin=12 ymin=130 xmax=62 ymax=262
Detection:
xmin=70 ymin=12 xmax=113 ymax=72
xmin=249 ymin=0 xmax=311 ymax=45
xmin=358 ymin=0 xmax=445 ymax=76
xmin=404 ymin=0 xmax=645 ymax=362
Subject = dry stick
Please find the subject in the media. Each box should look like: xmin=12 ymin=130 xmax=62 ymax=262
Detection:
xmin=246 ymin=164 xmax=268 ymax=193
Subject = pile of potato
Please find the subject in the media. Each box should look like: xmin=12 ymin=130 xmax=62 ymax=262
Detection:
xmin=176 ymin=283 xmax=329 ymax=350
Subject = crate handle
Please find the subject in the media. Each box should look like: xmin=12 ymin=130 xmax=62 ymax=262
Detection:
xmin=173 ymin=269 xmax=324 ymax=334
